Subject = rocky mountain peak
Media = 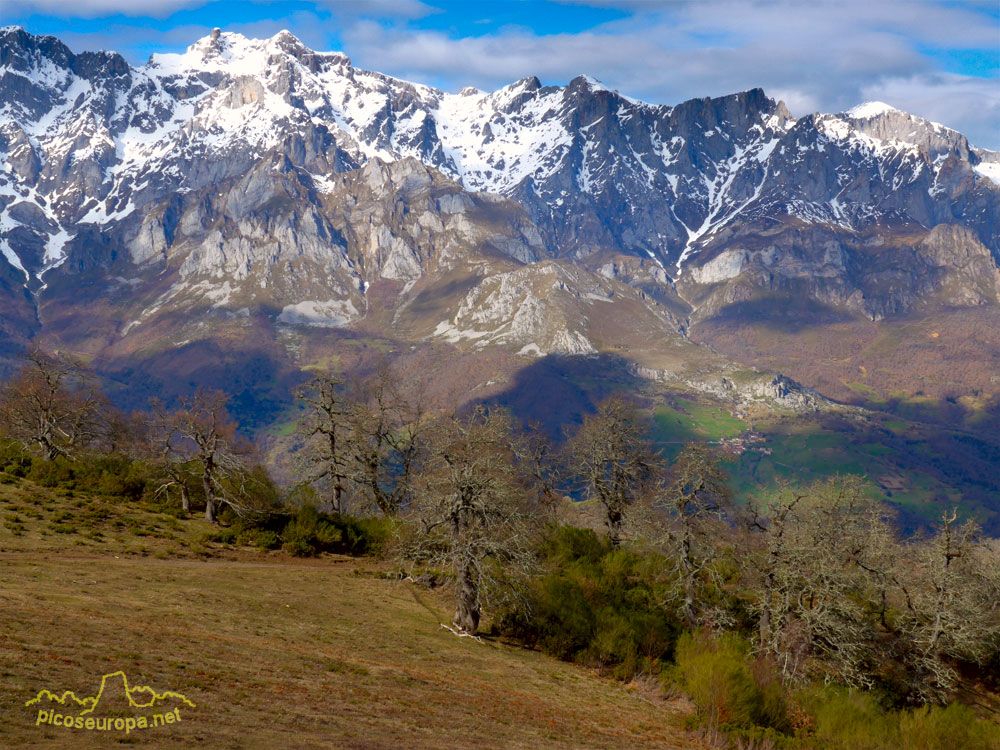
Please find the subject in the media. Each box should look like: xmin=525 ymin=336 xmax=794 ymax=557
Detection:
xmin=0 ymin=25 xmax=996 ymax=329
xmin=565 ymin=74 xmax=613 ymax=96
xmin=845 ymin=100 xmax=901 ymax=119
xmin=841 ymin=101 xmax=972 ymax=162
xmin=0 ymin=26 xmax=73 ymax=71
xmin=0 ymin=26 xmax=996 ymax=456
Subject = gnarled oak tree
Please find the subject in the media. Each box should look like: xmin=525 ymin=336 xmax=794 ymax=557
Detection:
xmin=0 ymin=347 xmax=105 ymax=460
xmin=403 ymin=407 xmax=538 ymax=634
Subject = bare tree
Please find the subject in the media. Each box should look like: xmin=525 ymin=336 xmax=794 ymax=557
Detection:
xmin=344 ymin=366 xmax=425 ymax=517
xmin=151 ymin=390 xmax=253 ymax=523
xmin=896 ymin=510 xmax=1000 ymax=702
xmin=0 ymin=347 xmax=105 ymax=460
xmin=402 ymin=407 xmax=539 ymax=634
xmin=147 ymin=402 xmax=197 ymax=514
xmin=568 ymin=396 xmax=657 ymax=547
xmin=295 ymin=373 xmax=353 ymax=514
xmin=646 ymin=443 xmax=733 ymax=628
xmin=295 ymin=366 xmax=426 ymax=517
xmin=744 ymin=476 xmax=891 ymax=687
xmin=519 ymin=420 xmax=561 ymax=510
xmin=99 ymin=406 xmax=148 ymax=458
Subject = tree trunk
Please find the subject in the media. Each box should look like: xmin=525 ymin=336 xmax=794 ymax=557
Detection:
xmin=683 ymin=578 xmax=697 ymax=628
xmin=42 ymin=437 xmax=59 ymax=462
xmin=758 ymin=606 xmax=771 ymax=653
xmin=758 ymin=573 xmax=775 ymax=653
xmin=682 ymin=530 xmax=697 ymax=628
xmin=606 ymin=505 xmax=623 ymax=548
xmin=203 ymin=472 xmax=217 ymax=524
xmin=180 ymin=482 xmax=191 ymax=514
xmin=453 ymin=558 xmax=481 ymax=634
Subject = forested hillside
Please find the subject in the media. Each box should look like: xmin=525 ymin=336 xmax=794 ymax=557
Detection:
xmin=1 ymin=347 xmax=997 ymax=748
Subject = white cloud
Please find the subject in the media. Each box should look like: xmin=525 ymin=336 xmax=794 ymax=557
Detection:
xmin=313 ymin=0 xmax=438 ymax=20
xmin=4 ymin=0 xmax=200 ymax=18
xmin=339 ymin=0 xmax=1000 ymax=148
xmin=5 ymin=0 xmax=437 ymax=21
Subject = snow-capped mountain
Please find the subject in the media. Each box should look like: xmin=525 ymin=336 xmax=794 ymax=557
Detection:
xmin=1 ymin=26 xmax=996 ymax=283
xmin=0 ymin=26 xmax=998 ymax=408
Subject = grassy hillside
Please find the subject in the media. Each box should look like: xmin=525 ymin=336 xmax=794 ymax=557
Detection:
xmin=692 ymin=305 xmax=1000 ymax=412
xmin=0 ymin=477 xmax=702 ymax=750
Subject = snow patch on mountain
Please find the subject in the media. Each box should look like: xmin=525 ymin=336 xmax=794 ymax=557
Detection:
xmin=0 ymin=238 xmax=28 ymax=279
xmin=974 ymin=161 xmax=1000 ymax=186
xmin=846 ymin=101 xmax=900 ymax=119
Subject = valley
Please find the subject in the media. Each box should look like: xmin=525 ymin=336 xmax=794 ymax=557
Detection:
xmin=0 ymin=6 xmax=998 ymax=749
xmin=0 ymin=21 xmax=998 ymax=586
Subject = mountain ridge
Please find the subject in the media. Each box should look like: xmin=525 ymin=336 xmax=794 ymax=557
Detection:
xmin=1 ymin=26 xmax=996 ymax=286
xmin=0 ymin=26 xmax=998 ymax=532
xmin=0 ymin=26 xmax=997 ymax=434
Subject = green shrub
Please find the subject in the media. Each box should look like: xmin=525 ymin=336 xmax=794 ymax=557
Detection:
xmin=4 ymin=461 xmax=29 ymax=478
xmin=281 ymin=536 xmax=317 ymax=557
xmin=6 ymin=449 xmax=154 ymax=501
xmin=96 ymin=469 xmax=146 ymax=500
xmin=333 ymin=516 xmax=395 ymax=557
xmin=281 ymin=505 xmax=343 ymax=557
xmin=673 ymin=631 xmax=789 ymax=731
xmin=249 ymin=529 xmax=280 ymax=551
xmin=27 ymin=458 xmax=75 ymax=487
xmin=800 ymin=686 xmax=893 ymax=748
xmin=794 ymin=686 xmax=1000 ymax=750
xmin=244 ymin=506 xmax=395 ymax=557
xmin=527 ymin=575 xmax=595 ymax=659
xmin=0 ymin=441 xmax=31 ymax=477
xmin=198 ymin=506 xmax=390 ymax=557
xmin=897 ymin=703 xmax=1000 ymax=750
xmin=203 ymin=528 xmax=238 ymax=545
xmin=496 ymin=525 xmax=679 ymax=679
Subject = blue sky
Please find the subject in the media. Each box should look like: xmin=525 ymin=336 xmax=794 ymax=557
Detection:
xmin=3 ymin=0 xmax=999 ymax=148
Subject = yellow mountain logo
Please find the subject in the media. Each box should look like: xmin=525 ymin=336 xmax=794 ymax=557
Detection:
xmin=26 ymin=671 xmax=196 ymax=734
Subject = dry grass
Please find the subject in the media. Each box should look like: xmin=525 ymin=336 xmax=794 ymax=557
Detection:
xmin=0 ymin=479 xmax=702 ymax=749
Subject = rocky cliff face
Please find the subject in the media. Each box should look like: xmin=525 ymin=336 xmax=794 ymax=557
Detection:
xmin=677 ymin=220 xmax=1000 ymax=323
xmin=1 ymin=27 xmax=996 ymax=280
xmin=29 ymin=151 xmax=550 ymax=358
xmin=0 ymin=26 xmax=998 ymax=410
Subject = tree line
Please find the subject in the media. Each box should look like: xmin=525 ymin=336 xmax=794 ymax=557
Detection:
xmin=1 ymin=347 xmax=998 ymax=722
